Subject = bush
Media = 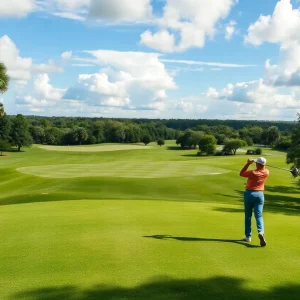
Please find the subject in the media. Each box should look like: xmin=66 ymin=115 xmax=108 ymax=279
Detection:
xmin=246 ymin=149 xmax=255 ymax=155
xmin=214 ymin=151 xmax=223 ymax=156
xmin=255 ymin=148 xmax=262 ymax=155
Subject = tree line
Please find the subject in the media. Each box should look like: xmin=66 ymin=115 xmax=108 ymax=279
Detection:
xmin=0 ymin=113 xmax=294 ymax=154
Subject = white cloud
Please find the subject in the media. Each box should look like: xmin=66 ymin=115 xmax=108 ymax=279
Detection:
xmin=141 ymin=0 xmax=237 ymax=52
xmin=225 ymin=20 xmax=236 ymax=40
xmin=0 ymin=0 xmax=35 ymax=17
xmin=38 ymin=0 xmax=90 ymax=20
xmin=265 ymin=42 xmax=300 ymax=87
xmin=140 ymin=30 xmax=175 ymax=53
xmin=244 ymin=0 xmax=300 ymax=88
xmin=0 ymin=35 xmax=63 ymax=84
xmin=32 ymin=60 xmax=63 ymax=73
xmin=206 ymin=79 xmax=300 ymax=110
xmin=16 ymin=73 xmax=67 ymax=113
xmin=61 ymin=51 xmax=73 ymax=60
xmin=34 ymin=74 xmax=66 ymax=101
xmin=160 ymin=58 xmax=256 ymax=68
xmin=245 ymin=0 xmax=300 ymax=46
xmin=88 ymin=0 xmax=152 ymax=21
xmin=0 ymin=35 xmax=32 ymax=83
xmin=64 ymin=50 xmax=176 ymax=111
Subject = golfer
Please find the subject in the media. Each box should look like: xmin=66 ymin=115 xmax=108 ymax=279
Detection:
xmin=239 ymin=157 xmax=269 ymax=247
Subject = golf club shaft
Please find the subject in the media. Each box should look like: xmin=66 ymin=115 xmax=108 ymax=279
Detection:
xmin=266 ymin=164 xmax=291 ymax=172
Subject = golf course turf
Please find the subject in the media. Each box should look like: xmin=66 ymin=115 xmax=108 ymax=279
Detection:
xmin=1 ymin=141 xmax=300 ymax=300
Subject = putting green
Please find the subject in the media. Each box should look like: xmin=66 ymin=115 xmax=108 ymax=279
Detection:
xmin=16 ymin=161 xmax=230 ymax=178
xmin=38 ymin=144 xmax=151 ymax=152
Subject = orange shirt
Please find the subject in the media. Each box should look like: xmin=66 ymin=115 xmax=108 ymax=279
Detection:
xmin=240 ymin=168 xmax=269 ymax=191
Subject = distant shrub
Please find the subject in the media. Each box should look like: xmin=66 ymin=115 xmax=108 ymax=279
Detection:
xmin=246 ymin=149 xmax=255 ymax=155
xmin=255 ymin=148 xmax=262 ymax=155
xmin=214 ymin=151 xmax=223 ymax=156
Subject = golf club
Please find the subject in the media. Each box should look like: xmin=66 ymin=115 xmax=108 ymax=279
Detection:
xmin=254 ymin=160 xmax=299 ymax=178
xmin=267 ymin=164 xmax=299 ymax=178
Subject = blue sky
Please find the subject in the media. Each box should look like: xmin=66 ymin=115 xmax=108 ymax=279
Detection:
xmin=1 ymin=0 xmax=300 ymax=120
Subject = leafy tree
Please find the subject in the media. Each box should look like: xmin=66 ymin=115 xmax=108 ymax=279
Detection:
xmin=275 ymin=136 xmax=292 ymax=151
xmin=0 ymin=62 xmax=9 ymax=94
xmin=0 ymin=62 xmax=9 ymax=117
xmin=10 ymin=114 xmax=33 ymax=151
xmin=215 ymin=133 xmax=227 ymax=145
xmin=0 ymin=114 xmax=11 ymax=141
xmin=223 ymin=139 xmax=246 ymax=155
xmin=267 ymin=126 xmax=280 ymax=146
xmin=71 ymin=127 xmax=89 ymax=145
xmin=45 ymin=127 xmax=64 ymax=145
xmin=262 ymin=126 xmax=280 ymax=146
xmin=176 ymin=130 xmax=203 ymax=149
xmin=287 ymin=115 xmax=300 ymax=168
xmin=248 ymin=126 xmax=263 ymax=144
xmin=198 ymin=135 xmax=217 ymax=155
xmin=29 ymin=126 xmax=45 ymax=144
xmin=0 ymin=140 xmax=11 ymax=155
xmin=157 ymin=139 xmax=165 ymax=147
xmin=243 ymin=136 xmax=254 ymax=146
xmin=87 ymin=136 xmax=97 ymax=145
xmin=142 ymin=135 xmax=151 ymax=145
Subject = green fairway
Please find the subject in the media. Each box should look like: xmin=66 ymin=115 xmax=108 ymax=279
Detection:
xmin=1 ymin=142 xmax=300 ymax=299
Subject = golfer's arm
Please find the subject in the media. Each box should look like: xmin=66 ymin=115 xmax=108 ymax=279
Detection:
xmin=240 ymin=163 xmax=251 ymax=177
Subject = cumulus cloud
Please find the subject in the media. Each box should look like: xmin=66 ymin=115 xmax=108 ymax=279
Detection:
xmin=34 ymin=74 xmax=66 ymax=101
xmin=205 ymin=79 xmax=300 ymax=110
xmin=0 ymin=35 xmax=63 ymax=84
xmin=16 ymin=73 xmax=67 ymax=113
xmin=88 ymin=0 xmax=152 ymax=22
xmin=141 ymin=0 xmax=237 ymax=52
xmin=245 ymin=0 xmax=300 ymax=46
xmin=0 ymin=0 xmax=35 ymax=17
xmin=140 ymin=30 xmax=176 ymax=53
xmin=225 ymin=21 xmax=236 ymax=40
xmin=61 ymin=51 xmax=73 ymax=60
xmin=64 ymin=50 xmax=176 ymax=111
xmin=204 ymin=0 xmax=300 ymax=114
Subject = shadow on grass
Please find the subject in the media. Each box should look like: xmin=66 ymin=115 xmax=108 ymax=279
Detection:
xmin=166 ymin=146 xmax=198 ymax=151
xmin=166 ymin=146 xmax=183 ymax=151
xmin=143 ymin=234 xmax=260 ymax=248
xmin=12 ymin=276 xmax=300 ymax=300
xmin=215 ymin=187 xmax=300 ymax=215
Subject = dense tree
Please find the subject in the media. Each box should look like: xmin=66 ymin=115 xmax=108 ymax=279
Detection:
xmin=10 ymin=114 xmax=32 ymax=151
xmin=176 ymin=130 xmax=204 ymax=149
xmin=198 ymin=135 xmax=217 ymax=155
xmin=287 ymin=115 xmax=300 ymax=168
xmin=45 ymin=127 xmax=64 ymax=145
xmin=157 ymin=139 xmax=165 ymax=147
xmin=223 ymin=139 xmax=246 ymax=155
xmin=142 ymin=135 xmax=151 ymax=145
xmin=29 ymin=126 xmax=45 ymax=144
xmin=0 ymin=114 xmax=11 ymax=141
xmin=266 ymin=126 xmax=280 ymax=146
xmin=275 ymin=136 xmax=292 ymax=151
xmin=69 ymin=127 xmax=89 ymax=145
xmin=214 ymin=133 xmax=227 ymax=145
xmin=0 ymin=62 xmax=9 ymax=94
xmin=0 ymin=62 xmax=9 ymax=117
xmin=0 ymin=140 xmax=11 ymax=155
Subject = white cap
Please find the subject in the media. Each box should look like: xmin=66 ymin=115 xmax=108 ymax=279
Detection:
xmin=254 ymin=157 xmax=267 ymax=166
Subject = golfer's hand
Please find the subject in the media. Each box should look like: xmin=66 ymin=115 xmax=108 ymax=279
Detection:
xmin=247 ymin=159 xmax=254 ymax=164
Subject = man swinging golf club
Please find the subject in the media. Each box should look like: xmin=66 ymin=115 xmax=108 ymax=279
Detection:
xmin=240 ymin=157 xmax=269 ymax=247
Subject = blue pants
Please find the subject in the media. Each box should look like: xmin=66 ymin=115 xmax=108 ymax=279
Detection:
xmin=244 ymin=190 xmax=264 ymax=238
